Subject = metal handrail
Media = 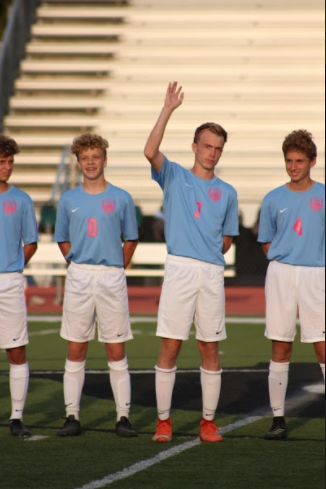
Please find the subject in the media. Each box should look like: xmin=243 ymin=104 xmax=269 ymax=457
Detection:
xmin=0 ymin=0 xmax=39 ymax=132
xmin=51 ymin=145 xmax=73 ymax=203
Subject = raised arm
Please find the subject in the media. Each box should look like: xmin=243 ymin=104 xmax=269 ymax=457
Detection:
xmin=144 ymin=81 xmax=184 ymax=173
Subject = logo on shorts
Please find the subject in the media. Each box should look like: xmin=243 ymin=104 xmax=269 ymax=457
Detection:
xmin=3 ymin=201 xmax=17 ymax=215
xmin=102 ymin=200 xmax=116 ymax=214
xmin=209 ymin=188 xmax=222 ymax=203
xmin=310 ymin=197 xmax=324 ymax=213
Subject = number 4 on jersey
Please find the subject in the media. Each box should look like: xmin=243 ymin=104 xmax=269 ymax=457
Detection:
xmin=293 ymin=218 xmax=303 ymax=236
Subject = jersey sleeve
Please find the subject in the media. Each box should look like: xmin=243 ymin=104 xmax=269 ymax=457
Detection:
xmin=222 ymin=189 xmax=240 ymax=236
xmin=121 ymin=194 xmax=139 ymax=241
xmin=22 ymin=196 xmax=39 ymax=245
xmin=151 ymin=156 xmax=178 ymax=190
xmin=258 ymin=196 xmax=276 ymax=243
xmin=54 ymin=197 xmax=70 ymax=243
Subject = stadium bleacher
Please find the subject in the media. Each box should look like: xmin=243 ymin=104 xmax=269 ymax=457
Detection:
xmin=3 ymin=0 xmax=324 ymax=225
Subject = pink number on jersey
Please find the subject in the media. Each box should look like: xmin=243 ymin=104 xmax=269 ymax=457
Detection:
xmin=194 ymin=202 xmax=203 ymax=219
xmin=293 ymin=218 xmax=303 ymax=236
xmin=88 ymin=218 xmax=98 ymax=237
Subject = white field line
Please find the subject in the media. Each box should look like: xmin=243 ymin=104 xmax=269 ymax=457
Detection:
xmin=74 ymin=415 xmax=263 ymax=489
xmin=25 ymin=435 xmax=50 ymax=442
xmin=28 ymin=316 xmax=301 ymax=326
xmin=0 ymin=369 xmax=269 ymax=376
xmin=0 ymin=368 xmax=269 ymax=376
xmin=29 ymin=329 xmax=60 ymax=337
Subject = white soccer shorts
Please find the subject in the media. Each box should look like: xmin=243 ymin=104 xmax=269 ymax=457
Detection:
xmin=265 ymin=261 xmax=325 ymax=343
xmin=157 ymin=255 xmax=227 ymax=343
xmin=61 ymin=263 xmax=133 ymax=344
xmin=0 ymin=273 xmax=29 ymax=349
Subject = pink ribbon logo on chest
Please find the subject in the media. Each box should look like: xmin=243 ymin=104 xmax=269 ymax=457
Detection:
xmin=310 ymin=197 xmax=324 ymax=212
xmin=3 ymin=201 xmax=17 ymax=215
xmin=102 ymin=200 xmax=116 ymax=214
xmin=209 ymin=188 xmax=222 ymax=203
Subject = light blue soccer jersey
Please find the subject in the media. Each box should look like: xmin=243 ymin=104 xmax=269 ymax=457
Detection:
xmin=0 ymin=186 xmax=38 ymax=273
xmin=258 ymin=182 xmax=325 ymax=267
xmin=54 ymin=185 xmax=139 ymax=267
xmin=152 ymin=157 xmax=239 ymax=266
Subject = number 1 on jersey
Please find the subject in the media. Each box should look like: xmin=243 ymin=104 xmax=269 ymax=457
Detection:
xmin=88 ymin=218 xmax=98 ymax=237
xmin=293 ymin=218 xmax=303 ymax=236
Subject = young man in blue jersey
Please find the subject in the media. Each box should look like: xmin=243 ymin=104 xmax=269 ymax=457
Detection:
xmin=144 ymin=82 xmax=239 ymax=443
xmin=259 ymin=130 xmax=325 ymax=440
xmin=54 ymin=133 xmax=139 ymax=438
xmin=0 ymin=135 xmax=38 ymax=437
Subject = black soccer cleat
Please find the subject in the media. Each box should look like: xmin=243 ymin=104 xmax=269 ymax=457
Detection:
xmin=264 ymin=417 xmax=287 ymax=440
xmin=57 ymin=415 xmax=82 ymax=437
xmin=115 ymin=417 xmax=138 ymax=438
xmin=10 ymin=419 xmax=31 ymax=438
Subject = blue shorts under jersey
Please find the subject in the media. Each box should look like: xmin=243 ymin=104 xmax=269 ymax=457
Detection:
xmin=0 ymin=186 xmax=38 ymax=273
xmin=54 ymin=184 xmax=139 ymax=267
xmin=258 ymin=182 xmax=325 ymax=267
xmin=152 ymin=156 xmax=239 ymax=266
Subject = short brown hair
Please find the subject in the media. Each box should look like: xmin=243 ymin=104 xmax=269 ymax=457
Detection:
xmin=283 ymin=130 xmax=317 ymax=161
xmin=0 ymin=135 xmax=20 ymax=157
xmin=71 ymin=133 xmax=109 ymax=159
xmin=194 ymin=123 xmax=228 ymax=144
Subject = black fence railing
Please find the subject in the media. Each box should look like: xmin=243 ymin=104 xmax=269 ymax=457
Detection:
xmin=0 ymin=0 xmax=39 ymax=133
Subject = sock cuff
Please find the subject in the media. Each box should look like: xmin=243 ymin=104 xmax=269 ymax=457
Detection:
xmin=270 ymin=361 xmax=290 ymax=373
xmin=109 ymin=357 xmax=129 ymax=372
xmin=155 ymin=365 xmax=177 ymax=374
xmin=200 ymin=367 xmax=223 ymax=376
xmin=65 ymin=359 xmax=86 ymax=373
xmin=320 ymin=363 xmax=325 ymax=368
xmin=10 ymin=363 xmax=29 ymax=379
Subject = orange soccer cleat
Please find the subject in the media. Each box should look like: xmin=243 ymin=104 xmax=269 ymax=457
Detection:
xmin=199 ymin=419 xmax=223 ymax=443
xmin=152 ymin=418 xmax=173 ymax=443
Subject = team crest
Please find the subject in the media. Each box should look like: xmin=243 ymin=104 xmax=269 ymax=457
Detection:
xmin=310 ymin=197 xmax=324 ymax=212
xmin=102 ymin=199 xmax=116 ymax=214
xmin=3 ymin=201 xmax=17 ymax=215
xmin=209 ymin=188 xmax=222 ymax=203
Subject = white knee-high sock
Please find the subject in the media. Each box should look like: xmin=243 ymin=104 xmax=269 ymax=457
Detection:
xmin=155 ymin=366 xmax=177 ymax=421
xmin=10 ymin=363 xmax=29 ymax=421
xmin=109 ymin=358 xmax=131 ymax=421
xmin=320 ymin=364 xmax=325 ymax=382
xmin=269 ymin=361 xmax=290 ymax=417
xmin=64 ymin=360 xmax=86 ymax=420
xmin=201 ymin=368 xmax=222 ymax=422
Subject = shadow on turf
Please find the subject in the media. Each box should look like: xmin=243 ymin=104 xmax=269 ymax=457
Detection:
xmin=32 ymin=363 xmax=325 ymax=419
xmin=0 ymin=423 xmax=324 ymax=444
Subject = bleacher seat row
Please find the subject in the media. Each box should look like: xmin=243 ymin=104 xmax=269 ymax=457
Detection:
xmin=4 ymin=0 xmax=324 ymax=226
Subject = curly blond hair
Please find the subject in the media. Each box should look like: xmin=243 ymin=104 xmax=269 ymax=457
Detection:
xmin=283 ymin=130 xmax=317 ymax=161
xmin=71 ymin=133 xmax=109 ymax=159
xmin=0 ymin=135 xmax=20 ymax=157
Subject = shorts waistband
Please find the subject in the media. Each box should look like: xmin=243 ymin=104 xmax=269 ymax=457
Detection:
xmin=270 ymin=261 xmax=325 ymax=272
xmin=0 ymin=272 xmax=22 ymax=278
xmin=166 ymin=254 xmax=223 ymax=269
xmin=70 ymin=262 xmax=124 ymax=273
